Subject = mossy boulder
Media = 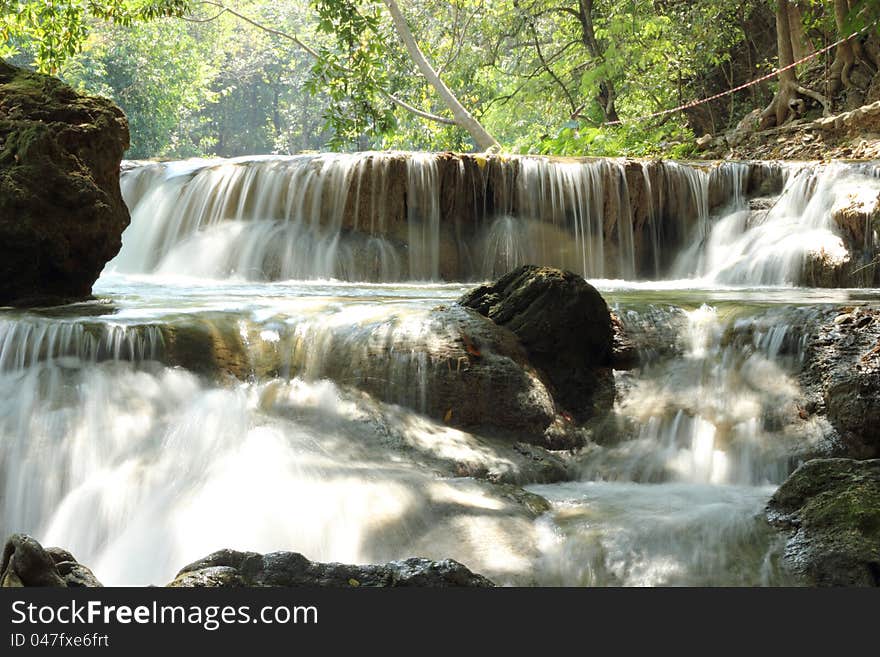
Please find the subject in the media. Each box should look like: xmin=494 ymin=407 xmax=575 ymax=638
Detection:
xmin=766 ymin=458 xmax=880 ymax=586
xmin=0 ymin=60 xmax=130 ymax=306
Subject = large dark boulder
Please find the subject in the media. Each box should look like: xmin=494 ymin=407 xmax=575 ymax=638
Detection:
xmin=0 ymin=60 xmax=130 ymax=306
xmin=169 ymin=549 xmax=494 ymax=587
xmin=459 ymin=265 xmax=614 ymax=420
xmin=1 ymin=534 xmax=102 ymax=587
xmin=767 ymin=459 xmax=880 ymax=587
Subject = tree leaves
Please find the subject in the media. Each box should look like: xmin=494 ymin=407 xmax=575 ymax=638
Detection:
xmin=0 ymin=0 xmax=190 ymax=73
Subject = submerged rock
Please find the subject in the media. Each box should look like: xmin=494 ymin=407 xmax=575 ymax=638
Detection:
xmin=767 ymin=459 xmax=880 ymax=586
xmin=459 ymin=265 xmax=614 ymax=422
xmin=1 ymin=534 xmax=102 ymax=587
xmin=169 ymin=550 xmax=494 ymax=587
xmin=159 ymin=304 xmax=577 ymax=448
xmin=0 ymin=61 xmax=130 ymax=307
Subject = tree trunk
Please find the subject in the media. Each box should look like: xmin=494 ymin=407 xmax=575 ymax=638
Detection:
xmin=760 ymin=0 xmax=830 ymax=128
xmin=829 ymin=0 xmax=857 ymax=94
xmin=787 ymin=2 xmax=812 ymax=62
xmin=577 ymin=0 xmax=619 ymax=123
xmin=827 ymin=0 xmax=876 ymax=97
xmin=382 ymin=0 xmax=499 ymax=150
xmin=760 ymin=0 xmax=799 ymax=128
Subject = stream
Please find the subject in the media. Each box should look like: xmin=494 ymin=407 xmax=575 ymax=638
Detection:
xmin=2 ymin=153 xmax=879 ymax=586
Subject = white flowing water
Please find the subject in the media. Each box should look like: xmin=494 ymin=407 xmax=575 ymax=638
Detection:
xmin=110 ymin=154 xmax=734 ymax=283
xmin=676 ymin=161 xmax=880 ymax=284
xmin=2 ymin=153 xmax=880 ymax=586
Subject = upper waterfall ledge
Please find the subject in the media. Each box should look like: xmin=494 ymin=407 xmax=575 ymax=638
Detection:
xmin=114 ymin=153 xmax=880 ymax=287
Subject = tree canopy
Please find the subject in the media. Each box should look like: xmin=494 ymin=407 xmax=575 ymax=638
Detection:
xmin=2 ymin=0 xmax=878 ymax=157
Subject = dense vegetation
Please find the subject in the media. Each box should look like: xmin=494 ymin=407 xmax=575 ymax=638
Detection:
xmin=2 ymin=0 xmax=879 ymax=157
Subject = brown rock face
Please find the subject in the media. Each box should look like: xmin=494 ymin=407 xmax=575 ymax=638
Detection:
xmin=0 ymin=60 xmax=130 ymax=306
xmin=459 ymin=265 xmax=614 ymax=421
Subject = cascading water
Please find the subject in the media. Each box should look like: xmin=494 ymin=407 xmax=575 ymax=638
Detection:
xmin=524 ymin=301 xmax=839 ymax=586
xmin=2 ymin=152 xmax=879 ymax=586
xmin=676 ymin=161 xmax=880 ymax=285
xmin=112 ymin=153 xmax=879 ymax=286
xmin=112 ymin=154 xmax=767 ymax=284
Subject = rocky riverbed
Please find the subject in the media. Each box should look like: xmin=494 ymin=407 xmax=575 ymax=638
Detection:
xmin=3 ymin=268 xmax=880 ymax=587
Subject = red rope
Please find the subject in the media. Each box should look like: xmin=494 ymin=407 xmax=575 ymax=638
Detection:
xmin=599 ymin=23 xmax=876 ymax=127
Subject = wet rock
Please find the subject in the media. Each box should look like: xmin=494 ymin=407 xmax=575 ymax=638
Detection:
xmin=1 ymin=534 xmax=101 ymax=587
xmin=439 ymin=436 xmax=572 ymax=483
xmin=829 ymin=187 xmax=880 ymax=286
xmin=1 ymin=534 xmax=65 ymax=587
xmin=46 ymin=547 xmax=104 ymax=588
xmin=507 ymin=442 xmax=571 ymax=484
xmin=169 ymin=550 xmax=494 ymax=587
xmin=1 ymin=535 xmax=493 ymax=587
xmin=767 ymin=458 xmax=880 ymax=586
xmin=610 ymin=312 xmax=639 ymax=369
xmin=800 ymin=306 xmax=880 ymax=458
xmin=748 ymin=196 xmax=777 ymax=213
xmin=801 ymin=247 xmax=852 ymax=288
xmin=611 ymin=305 xmax=688 ymax=365
xmin=0 ymin=61 xmax=130 ymax=307
xmin=162 ymin=316 xmax=252 ymax=380
xmin=459 ymin=265 xmax=614 ymax=422
xmin=296 ymin=304 xmax=565 ymax=447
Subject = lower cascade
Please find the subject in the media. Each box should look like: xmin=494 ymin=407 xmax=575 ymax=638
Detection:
xmin=3 ymin=153 xmax=880 ymax=587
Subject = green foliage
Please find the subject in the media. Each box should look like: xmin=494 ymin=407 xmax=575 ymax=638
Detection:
xmin=846 ymin=0 xmax=880 ymax=34
xmin=5 ymin=0 xmax=870 ymax=158
xmin=61 ymin=18 xmax=215 ymax=157
xmin=0 ymin=1 xmax=189 ymax=72
xmin=308 ymin=0 xmax=395 ymax=149
xmin=524 ymin=120 xmax=696 ymax=159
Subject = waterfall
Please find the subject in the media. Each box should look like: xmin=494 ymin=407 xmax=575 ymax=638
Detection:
xmin=676 ymin=161 xmax=880 ymax=285
xmin=0 ymin=318 xmax=164 ymax=371
xmin=640 ymin=162 xmax=660 ymax=279
xmin=525 ymin=302 xmax=832 ymax=586
xmin=406 ymin=154 xmax=441 ymax=280
xmin=110 ymin=153 xmax=880 ymax=286
xmin=0 ymin=295 xmax=545 ymax=585
xmin=4 ymin=151 xmax=879 ymax=588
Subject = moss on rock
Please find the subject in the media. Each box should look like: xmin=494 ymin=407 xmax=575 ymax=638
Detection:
xmin=0 ymin=60 xmax=130 ymax=306
xmin=767 ymin=458 xmax=880 ymax=586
